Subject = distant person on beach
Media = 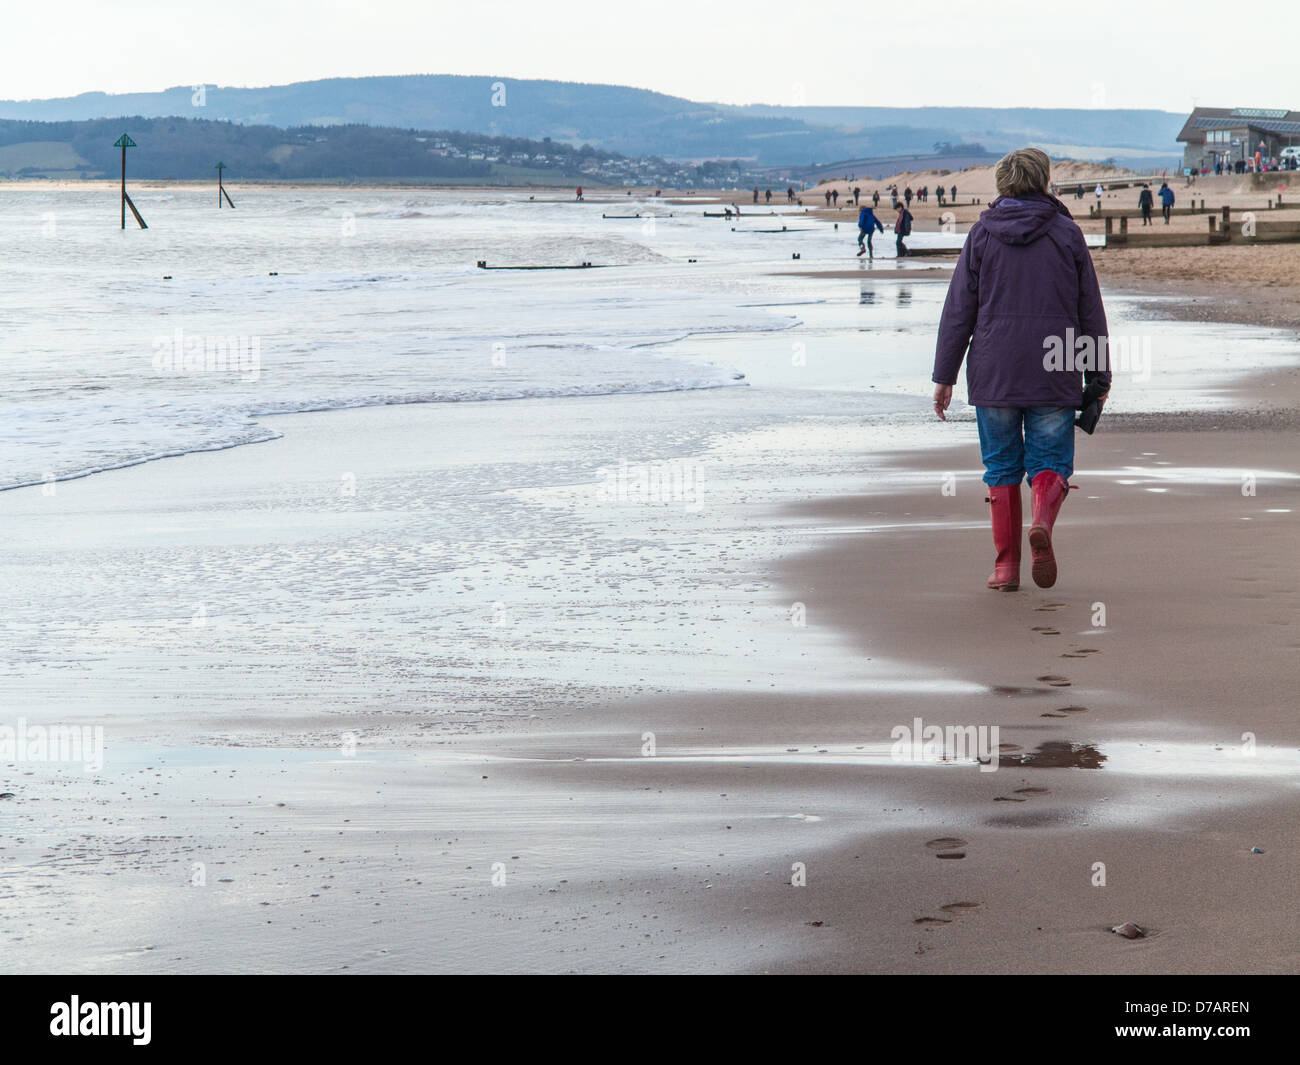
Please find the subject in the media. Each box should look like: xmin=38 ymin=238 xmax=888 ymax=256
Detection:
xmin=765 ymin=189 xmax=772 ymax=203
xmin=1159 ymin=181 xmax=1175 ymax=223
xmin=853 ymin=186 xmax=861 ymax=205
xmin=825 ymin=189 xmax=832 ymax=206
xmin=904 ymin=187 xmax=913 ymax=206
xmin=1094 ymin=183 xmax=1103 ymax=206
xmin=576 ymin=186 xmax=584 ymax=201
xmin=950 ymin=184 xmax=957 ymax=200
xmin=857 ymin=204 xmax=884 ymax=257
xmin=1138 ymin=184 xmax=1154 ymax=225
xmin=787 ymin=186 xmax=795 ymax=203
xmin=894 ymin=202 xmax=912 ymax=257
xmin=872 ymin=189 xmax=880 ymax=208
xmin=936 ymin=186 xmax=945 ymax=205
xmin=932 ymin=147 xmax=1110 ymax=592
xmin=753 ymin=188 xmax=759 ymax=203
xmin=832 ymin=189 xmax=840 ymax=206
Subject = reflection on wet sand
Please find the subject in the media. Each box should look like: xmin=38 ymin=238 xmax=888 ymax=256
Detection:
xmin=1000 ymin=741 xmax=1108 ymax=770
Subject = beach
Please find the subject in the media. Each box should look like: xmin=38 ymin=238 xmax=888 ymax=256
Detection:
xmin=2 ymin=181 xmax=1297 ymax=974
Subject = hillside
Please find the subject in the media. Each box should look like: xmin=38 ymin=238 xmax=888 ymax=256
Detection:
xmin=0 ymin=116 xmax=752 ymax=185
xmin=0 ymin=75 xmax=1186 ymax=168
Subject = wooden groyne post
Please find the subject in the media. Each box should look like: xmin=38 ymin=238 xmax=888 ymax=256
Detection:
xmin=216 ymin=162 xmax=236 ymax=208
xmin=115 ymin=133 xmax=147 ymax=229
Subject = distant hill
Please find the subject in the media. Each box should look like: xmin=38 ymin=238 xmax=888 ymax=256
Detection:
xmin=0 ymin=75 xmax=1186 ymax=168
xmin=0 ymin=116 xmax=749 ymax=186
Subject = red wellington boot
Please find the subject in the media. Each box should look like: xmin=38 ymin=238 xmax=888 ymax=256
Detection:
xmin=985 ymin=484 xmax=1022 ymax=591
xmin=1028 ymin=471 xmax=1071 ymax=589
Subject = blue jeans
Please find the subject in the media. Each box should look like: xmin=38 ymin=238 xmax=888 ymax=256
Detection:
xmin=976 ymin=406 xmax=1075 ymax=487
xmin=858 ymin=226 xmax=875 ymax=252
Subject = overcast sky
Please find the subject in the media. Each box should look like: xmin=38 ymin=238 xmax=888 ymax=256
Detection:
xmin=6 ymin=0 xmax=1296 ymax=113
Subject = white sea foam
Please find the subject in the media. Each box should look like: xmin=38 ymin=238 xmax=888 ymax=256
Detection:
xmin=8 ymin=185 xmax=1295 ymax=492
xmin=3 ymin=186 xmax=804 ymax=490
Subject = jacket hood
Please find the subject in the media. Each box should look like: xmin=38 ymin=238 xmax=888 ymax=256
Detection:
xmin=979 ymin=193 xmax=1072 ymax=245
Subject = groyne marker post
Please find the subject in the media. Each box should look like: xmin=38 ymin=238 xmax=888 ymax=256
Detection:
xmin=114 ymin=133 xmax=147 ymax=229
xmin=216 ymin=162 xmax=235 ymax=208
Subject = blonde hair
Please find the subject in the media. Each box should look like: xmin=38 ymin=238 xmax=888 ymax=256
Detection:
xmin=994 ymin=148 xmax=1051 ymax=198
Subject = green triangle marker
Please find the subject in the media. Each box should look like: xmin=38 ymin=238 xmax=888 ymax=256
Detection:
xmin=113 ymin=134 xmax=136 ymax=148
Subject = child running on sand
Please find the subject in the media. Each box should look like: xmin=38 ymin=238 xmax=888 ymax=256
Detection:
xmin=857 ymin=204 xmax=884 ymax=256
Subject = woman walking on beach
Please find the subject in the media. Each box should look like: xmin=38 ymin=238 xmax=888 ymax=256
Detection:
xmin=931 ymin=148 xmax=1111 ymax=590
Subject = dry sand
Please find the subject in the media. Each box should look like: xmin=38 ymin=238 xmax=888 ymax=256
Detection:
xmin=797 ymin=157 xmax=1300 ymax=322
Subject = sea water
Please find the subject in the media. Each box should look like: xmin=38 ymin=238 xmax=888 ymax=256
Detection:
xmin=3 ymin=183 xmax=1295 ymax=493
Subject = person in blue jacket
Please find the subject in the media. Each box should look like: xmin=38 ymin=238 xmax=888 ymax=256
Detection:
xmin=857 ymin=205 xmax=885 ymax=257
xmin=1158 ymin=182 xmax=1175 ymax=223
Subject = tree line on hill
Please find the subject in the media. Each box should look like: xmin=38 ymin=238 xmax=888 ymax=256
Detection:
xmin=0 ymin=116 xmax=684 ymax=182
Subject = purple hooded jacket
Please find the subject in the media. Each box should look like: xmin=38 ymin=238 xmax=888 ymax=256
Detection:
xmin=932 ymin=193 xmax=1110 ymax=408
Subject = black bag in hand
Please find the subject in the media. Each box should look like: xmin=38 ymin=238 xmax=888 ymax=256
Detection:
xmin=1076 ymin=380 xmax=1109 ymax=435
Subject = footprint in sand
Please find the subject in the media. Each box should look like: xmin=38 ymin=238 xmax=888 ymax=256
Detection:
xmin=1035 ymin=602 xmax=1067 ymax=612
xmin=940 ymin=901 xmax=982 ymax=914
xmin=996 ymin=786 xmax=1049 ymax=801
xmin=1061 ymin=648 xmax=1101 ymax=659
xmin=1041 ymin=704 xmax=1088 ymax=718
xmin=925 ymin=837 xmax=968 ymax=859
xmin=913 ymin=916 xmax=952 ymax=925
xmin=992 ymin=684 xmax=1052 ymax=697
xmin=1032 ymin=626 xmax=1061 ymax=636
xmin=1037 ymin=674 xmax=1072 ymax=686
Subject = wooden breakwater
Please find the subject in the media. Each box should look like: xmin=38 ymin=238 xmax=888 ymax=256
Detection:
xmin=1102 ymin=207 xmax=1300 ymax=247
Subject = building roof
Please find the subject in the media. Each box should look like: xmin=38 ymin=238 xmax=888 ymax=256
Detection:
xmin=1177 ymin=107 xmax=1300 ymax=142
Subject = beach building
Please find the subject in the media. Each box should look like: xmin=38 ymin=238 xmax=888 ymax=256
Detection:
xmin=1177 ymin=107 xmax=1300 ymax=171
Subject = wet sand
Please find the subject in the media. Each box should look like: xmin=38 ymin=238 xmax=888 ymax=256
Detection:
xmin=4 ymin=354 xmax=1297 ymax=972
xmin=3 ymin=175 xmax=1298 ymax=973
xmin=763 ymin=417 xmax=1300 ymax=972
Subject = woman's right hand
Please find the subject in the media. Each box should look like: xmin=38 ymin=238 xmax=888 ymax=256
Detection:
xmin=932 ymin=384 xmax=953 ymax=421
